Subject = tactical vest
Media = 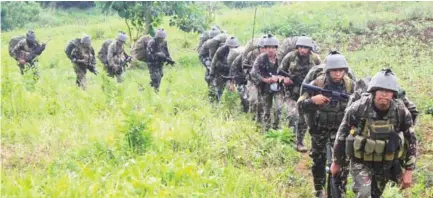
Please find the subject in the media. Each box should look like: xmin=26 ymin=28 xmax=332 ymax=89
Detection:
xmin=258 ymin=55 xmax=280 ymax=93
xmin=351 ymin=97 xmax=406 ymax=162
xmin=313 ymin=75 xmax=353 ymax=129
xmin=288 ymin=52 xmax=317 ymax=99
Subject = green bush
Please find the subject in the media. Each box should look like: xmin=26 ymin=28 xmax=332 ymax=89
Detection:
xmin=1 ymin=1 xmax=42 ymax=31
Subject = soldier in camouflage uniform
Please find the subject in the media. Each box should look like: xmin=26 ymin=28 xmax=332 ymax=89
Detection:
xmin=199 ymin=32 xmax=228 ymax=86
xmin=12 ymin=30 xmax=46 ymax=78
xmin=279 ymin=36 xmax=322 ymax=152
xmin=107 ymin=32 xmax=129 ymax=83
xmin=243 ymin=35 xmax=268 ymax=121
xmin=251 ymin=35 xmax=292 ymax=132
xmin=331 ymin=69 xmax=417 ymax=198
xmin=277 ymin=36 xmax=321 ymax=65
xmin=228 ymin=53 xmax=249 ymax=112
xmin=297 ymin=53 xmax=355 ymax=198
xmin=197 ymin=26 xmax=221 ymax=52
xmin=70 ymin=35 xmax=97 ymax=89
xmin=146 ymin=28 xmax=174 ymax=92
xmin=209 ymin=36 xmax=239 ymax=102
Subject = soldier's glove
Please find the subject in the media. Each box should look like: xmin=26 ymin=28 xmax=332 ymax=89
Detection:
xmin=204 ymin=59 xmax=211 ymax=68
xmin=166 ymin=59 xmax=175 ymax=65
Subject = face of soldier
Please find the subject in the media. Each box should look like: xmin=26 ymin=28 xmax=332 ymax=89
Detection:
xmin=117 ymin=40 xmax=125 ymax=46
xmin=156 ymin=37 xmax=165 ymax=43
xmin=374 ymin=89 xmax=394 ymax=110
xmin=329 ymin=69 xmax=346 ymax=82
xmin=298 ymin=46 xmax=311 ymax=56
xmin=266 ymin=47 xmax=277 ymax=57
xmin=259 ymin=47 xmax=267 ymax=53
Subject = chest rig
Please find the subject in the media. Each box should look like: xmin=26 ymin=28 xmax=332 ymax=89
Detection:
xmin=352 ymin=99 xmax=405 ymax=162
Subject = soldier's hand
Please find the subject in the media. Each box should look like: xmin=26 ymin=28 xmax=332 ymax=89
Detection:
xmin=330 ymin=162 xmax=341 ymax=176
xmin=400 ymin=169 xmax=412 ymax=189
xmin=311 ymin=94 xmax=330 ymax=105
xmin=205 ymin=60 xmax=211 ymax=67
xmin=228 ymin=83 xmax=236 ymax=92
xmin=19 ymin=59 xmax=26 ymax=65
xmin=283 ymin=77 xmax=293 ymax=85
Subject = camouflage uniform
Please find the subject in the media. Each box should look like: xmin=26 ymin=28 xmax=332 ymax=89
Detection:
xmin=243 ymin=49 xmax=262 ymax=120
xmin=12 ymin=31 xmax=44 ymax=77
xmin=279 ymin=49 xmax=321 ymax=146
xmin=251 ymin=53 xmax=285 ymax=132
xmin=334 ymin=94 xmax=417 ymax=198
xmin=107 ymin=39 xmax=127 ymax=83
xmin=70 ymin=38 xmax=96 ymax=89
xmin=209 ymin=37 xmax=239 ymax=103
xmin=146 ymin=37 xmax=172 ymax=92
xmin=229 ymin=54 xmax=249 ymax=112
xmin=298 ymin=74 xmax=354 ymax=196
xmin=199 ymin=33 xmax=228 ymax=85
xmin=277 ymin=36 xmax=321 ymax=65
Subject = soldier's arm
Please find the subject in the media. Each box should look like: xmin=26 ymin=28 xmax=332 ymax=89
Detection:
xmin=400 ymin=107 xmax=417 ymax=170
xmin=297 ymin=80 xmax=321 ymax=112
xmin=230 ymin=55 xmax=243 ymax=77
xmin=90 ymin=47 xmax=97 ymax=65
xmin=250 ymin=55 xmax=266 ymax=85
xmin=70 ymin=47 xmax=80 ymax=61
xmin=163 ymin=41 xmax=171 ymax=59
xmin=278 ymin=53 xmax=291 ymax=73
xmin=209 ymin=47 xmax=222 ymax=76
xmin=146 ymin=40 xmax=157 ymax=62
xmin=401 ymin=94 xmax=419 ymax=124
xmin=333 ymin=104 xmax=359 ymax=165
xmin=242 ymin=51 xmax=254 ymax=69
xmin=300 ymin=67 xmax=317 ymax=95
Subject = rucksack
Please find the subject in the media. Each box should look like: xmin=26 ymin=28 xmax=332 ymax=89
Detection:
xmin=98 ymin=39 xmax=114 ymax=64
xmin=227 ymin=47 xmax=245 ymax=68
xmin=8 ymin=35 xmax=25 ymax=57
xmin=242 ymin=38 xmax=261 ymax=60
xmin=65 ymin=38 xmax=81 ymax=60
xmin=131 ymin=35 xmax=151 ymax=62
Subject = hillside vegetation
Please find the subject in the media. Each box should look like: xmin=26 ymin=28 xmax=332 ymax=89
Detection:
xmin=1 ymin=2 xmax=432 ymax=197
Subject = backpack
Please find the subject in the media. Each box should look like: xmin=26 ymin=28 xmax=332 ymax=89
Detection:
xmin=98 ymin=39 xmax=114 ymax=64
xmin=227 ymin=47 xmax=245 ymax=68
xmin=277 ymin=37 xmax=298 ymax=62
xmin=8 ymin=35 xmax=25 ymax=57
xmin=131 ymin=35 xmax=151 ymax=62
xmin=242 ymin=38 xmax=261 ymax=60
xmin=65 ymin=38 xmax=82 ymax=60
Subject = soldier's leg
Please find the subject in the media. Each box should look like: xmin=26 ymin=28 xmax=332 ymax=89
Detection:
xmin=351 ymin=161 xmax=373 ymax=198
xmin=18 ymin=63 xmax=25 ymax=75
xmin=208 ymin=76 xmax=218 ymax=102
xmin=309 ymin=128 xmax=328 ymax=194
xmin=74 ymin=64 xmax=87 ymax=89
xmin=272 ymin=92 xmax=285 ymax=130
xmin=261 ymin=93 xmax=273 ymax=132
xmin=238 ymin=85 xmax=249 ymax=113
xmin=248 ymin=82 xmax=258 ymax=118
xmin=214 ymin=76 xmax=225 ymax=102
xmin=256 ymin=87 xmax=265 ymax=126
xmin=297 ymin=109 xmax=308 ymax=146
xmin=148 ymin=63 xmax=163 ymax=91
xmin=371 ymin=165 xmax=390 ymax=198
xmin=286 ymin=98 xmax=299 ymax=130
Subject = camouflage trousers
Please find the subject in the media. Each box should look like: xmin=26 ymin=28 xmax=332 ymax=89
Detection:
xmin=285 ymin=98 xmax=308 ymax=145
xmin=309 ymin=127 xmax=342 ymax=191
xmin=208 ymin=75 xmax=228 ymax=103
xmin=246 ymin=81 xmax=259 ymax=120
xmin=18 ymin=62 xmax=40 ymax=80
xmin=148 ymin=63 xmax=164 ymax=92
xmin=105 ymin=64 xmax=123 ymax=83
xmin=258 ymin=89 xmax=285 ymax=132
xmin=237 ymin=83 xmax=249 ymax=112
xmin=350 ymin=160 xmax=394 ymax=198
xmin=73 ymin=63 xmax=87 ymax=89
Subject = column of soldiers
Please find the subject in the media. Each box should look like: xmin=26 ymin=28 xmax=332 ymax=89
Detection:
xmin=197 ymin=26 xmax=418 ymax=198
xmin=9 ymin=29 xmax=174 ymax=91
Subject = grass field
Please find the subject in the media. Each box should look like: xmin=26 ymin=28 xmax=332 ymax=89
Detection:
xmin=1 ymin=2 xmax=433 ymax=197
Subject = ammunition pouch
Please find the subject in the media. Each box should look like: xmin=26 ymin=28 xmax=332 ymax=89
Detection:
xmin=351 ymin=132 xmax=404 ymax=162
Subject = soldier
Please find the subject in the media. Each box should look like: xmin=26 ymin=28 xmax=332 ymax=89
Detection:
xmin=11 ymin=30 xmax=47 ymax=78
xmin=277 ymin=36 xmax=321 ymax=65
xmin=279 ymin=36 xmax=322 ymax=152
xmin=228 ymin=53 xmax=249 ymax=112
xmin=251 ymin=35 xmax=291 ymax=132
xmin=208 ymin=36 xmax=240 ymax=102
xmin=70 ymin=35 xmax=97 ymax=89
xmin=199 ymin=32 xmax=228 ymax=85
xmin=331 ymin=69 xmax=417 ymax=198
xmin=297 ymin=53 xmax=355 ymax=197
xmin=146 ymin=28 xmax=175 ymax=92
xmin=243 ymin=35 xmax=268 ymax=121
xmin=107 ymin=32 xmax=130 ymax=83
xmin=197 ymin=26 xmax=221 ymax=52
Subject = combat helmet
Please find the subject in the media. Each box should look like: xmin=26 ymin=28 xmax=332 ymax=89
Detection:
xmin=295 ymin=36 xmax=314 ymax=49
xmin=258 ymin=35 xmax=268 ymax=48
xmin=117 ymin=32 xmax=128 ymax=42
xmin=264 ymin=34 xmax=279 ymax=47
xmin=225 ymin=36 xmax=240 ymax=48
xmin=367 ymin=69 xmax=399 ymax=94
xmin=324 ymin=51 xmax=349 ymax=72
xmin=209 ymin=28 xmax=221 ymax=38
xmin=155 ymin=28 xmax=167 ymax=39
xmin=26 ymin=30 xmax=36 ymax=42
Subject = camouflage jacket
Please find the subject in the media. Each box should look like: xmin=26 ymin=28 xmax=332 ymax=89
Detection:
xmin=71 ymin=44 xmax=96 ymax=67
xmin=250 ymin=53 xmax=279 ymax=86
xmin=228 ymin=54 xmax=247 ymax=85
xmin=107 ymin=41 xmax=125 ymax=68
xmin=243 ymin=49 xmax=262 ymax=81
xmin=198 ymin=39 xmax=212 ymax=64
xmin=197 ymin=31 xmax=210 ymax=52
xmin=12 ymin=39 xmax=41 ymax=60
xmin=210 ymin=45 xmax=230 ymax=76
xmin=333 ymin=94 xmax=417 ymax=170
xmin=146 ymin=38 xmax=171 ymax=63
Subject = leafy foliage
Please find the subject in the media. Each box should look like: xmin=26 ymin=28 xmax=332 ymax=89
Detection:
xmin=1 ymin=2 xmax=42 ymax=31
xmin=99 ymin=2 xmax=206 ymax=41
xmin=223 ymin=1 xmax=277 ymax=9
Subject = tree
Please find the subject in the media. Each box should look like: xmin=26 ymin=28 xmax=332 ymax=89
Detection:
xmin=100 ymin=2 xmax=207 ymax=42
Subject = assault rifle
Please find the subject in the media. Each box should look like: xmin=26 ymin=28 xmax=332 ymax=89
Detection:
xmin=222 ymin=74 xmax=247 ymax=85
xmin=24 ymin=38 xmax=51 ymax=64
xmin=120 ymin=54 xmax=132 ymax=72
xmin=301 ymin=83 xmax=350 ymax=101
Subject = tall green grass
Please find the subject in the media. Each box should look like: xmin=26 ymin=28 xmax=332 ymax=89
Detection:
xmin=2 ymin=2 xmax=433 ymax=197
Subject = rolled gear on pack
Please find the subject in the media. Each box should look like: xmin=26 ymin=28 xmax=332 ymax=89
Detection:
xmin=242 ymin=35 xmax=267 ymax=60
xmin=227 ymin=46 xmax=244 ymax=69
xmin=65 ymin=38 xmax=83 ymax=60
xmin=131 ymin=35 xmax=152 ymax=62
xmin=8 ymin=36 xmax=26 ymax=58
xmin=207 ymin=33 xmax=229 ymax=58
